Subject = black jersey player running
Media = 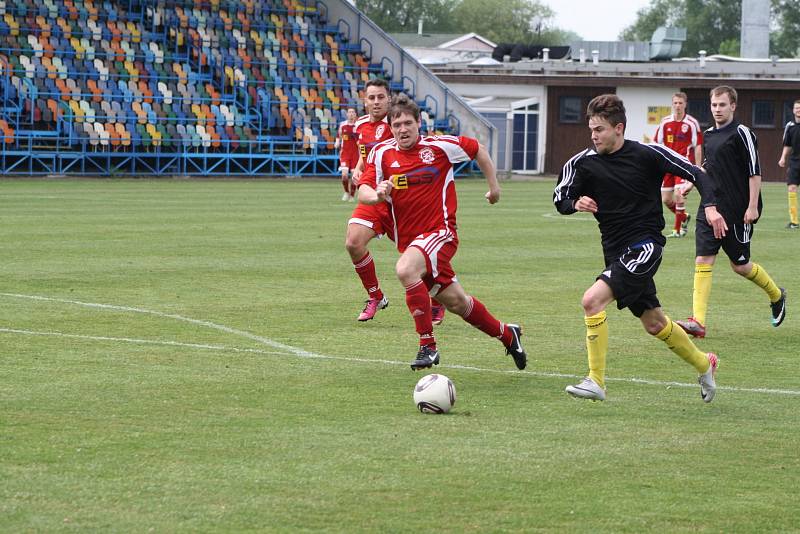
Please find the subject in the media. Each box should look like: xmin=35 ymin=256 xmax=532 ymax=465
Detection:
xmin=554 ymin=94 xmax=726 ymax=403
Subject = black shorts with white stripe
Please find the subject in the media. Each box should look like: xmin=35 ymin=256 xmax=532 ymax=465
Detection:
xmin=598 ymin=239 xmax=663 ymax=317
xmin=695 ymin=216 xmax=753 ymax=265
xmin=787 ymin=165 xmax=800 ymax=186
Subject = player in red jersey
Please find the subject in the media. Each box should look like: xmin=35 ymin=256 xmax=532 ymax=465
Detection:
xmin=335 ymin=107 xmax=359 ymax=201
xmin=358 ymin=94 xmax=526 ymax=371
xmin=653 ymin=92 xmax=703 ymax=237
xmin=344 ymin=78 xmax=395 ymax=321
xmin=345 ymin=79 xmax=446 ymax=324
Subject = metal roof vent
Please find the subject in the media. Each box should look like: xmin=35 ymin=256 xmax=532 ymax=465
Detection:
xmin=649 ymin=26 xmax=686 ymax=60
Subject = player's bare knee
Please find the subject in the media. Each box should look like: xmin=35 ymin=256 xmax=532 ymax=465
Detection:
xmin=581 ymin=292 xmax=604 ymax=316
xmin=395 ymin=261 xmax=422 ymax=287
xmin=447 ymin=294 xmax=470 ymax=316
xmin=643 ymin=319 xmax=665 ymax=336
xmin=345 ymin=228 xmax=370 ymax=258
xmin=731 ymin=261 xmax=752 ymax=277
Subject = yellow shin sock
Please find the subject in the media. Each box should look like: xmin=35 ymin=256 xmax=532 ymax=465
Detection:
xmin=655 ymin=318 xmax=710 ymax=373
xmin=745 ymin=263 xmax=782 ymax=303
xmin=693 ymin=263 xmax=713 ymax=326
xmin=585 ymin=311 xmax=608 ymax=388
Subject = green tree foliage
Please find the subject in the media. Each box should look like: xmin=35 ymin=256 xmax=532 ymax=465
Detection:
xmin=620 ymin=0 xmax=800 ymax=57
xmin=355 ymin=0 xmax=456 ymax=33
xmin=619 ymin=0 xmax=685 ymax=42
xmin=771 ymin=0 xmax=800 ymax=57
xmin=356 ymin=0 xmax=576 ymax=44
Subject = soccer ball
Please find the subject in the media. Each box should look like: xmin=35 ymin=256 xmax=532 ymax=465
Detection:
xmin=413 ymin=374 xmax=456 ymax=414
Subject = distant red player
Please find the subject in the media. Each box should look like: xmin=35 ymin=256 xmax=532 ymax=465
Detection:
xmin=358 ymin=94 xmax=526 ymax=371
xmin=653 ymin=92 xmax=703 ymax=237
xmin=335 ymin=107 xmax=359 ymax=201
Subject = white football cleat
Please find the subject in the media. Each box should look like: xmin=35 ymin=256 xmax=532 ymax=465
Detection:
xmin=566 ymin=376 xmax=606 ymax=401
xmin=698 ymin=352 xmax=719 ymax=403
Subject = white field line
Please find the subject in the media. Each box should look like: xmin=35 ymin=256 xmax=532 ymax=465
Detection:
xmin=2 ymin=292 xmax=799 ymax=397
xmin=0 ymin=327 xmax=286 ymax=356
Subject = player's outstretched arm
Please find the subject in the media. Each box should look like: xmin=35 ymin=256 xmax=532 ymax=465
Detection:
xmin=358 ymin=181 xmax=393 ymax=205
xmin=474 ymin=144 xmax=500 ymax=204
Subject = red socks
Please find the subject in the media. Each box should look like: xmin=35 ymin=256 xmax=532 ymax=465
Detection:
xmin=405 ymin=280 xmax=435 ymax=348
xmin=674 ymin=207 xmax=686 ymax=232
xmin=462 ymin=296 xmax=512 ymax=346
xmin=353 ymin=253 xmax=383 ymax=301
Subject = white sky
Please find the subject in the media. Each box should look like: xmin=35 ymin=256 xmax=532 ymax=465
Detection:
xmin=549 ymin=0 xmax=654 ymax=41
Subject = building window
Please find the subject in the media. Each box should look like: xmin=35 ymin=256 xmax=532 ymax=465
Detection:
xmin=687 ymin=99 xmax=711 ymax=128
xmin=511 ymin=103 xmax=539 ymax=172
xmin=752 ymin=100 xmax=775 ymax=128
xmin=559 ymin=96 xmax=582 ymax=123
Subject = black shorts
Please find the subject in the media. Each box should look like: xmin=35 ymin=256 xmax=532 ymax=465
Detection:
xmin=695 ymin=217 xmax=753 ymax=265
xmin=598 ymin=240 xmax=663 ymax=318
xmin=787 ymin=166 xmax=800 ymax=186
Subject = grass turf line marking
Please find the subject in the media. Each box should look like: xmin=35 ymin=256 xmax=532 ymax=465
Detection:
xmin=2 ymin=292 xmax=799 ymax=398
xmin=0 ymin=327 xmax=287 ymax=356
xmin=0 ymin=292 xmax=319 ymax=358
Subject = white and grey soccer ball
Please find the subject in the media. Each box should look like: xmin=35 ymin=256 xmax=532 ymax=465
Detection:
xmin=413 ymin=374 xmax=456 ymax=414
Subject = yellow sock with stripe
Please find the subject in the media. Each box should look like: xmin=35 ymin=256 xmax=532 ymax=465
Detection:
xmin=585 ymin=311 xmax=608 ymax=388
xmin=693 ymin=263 xmax=713 ymax=326
xmin=745 ymin=263 xmax=782 ymax=303
xmin=790 ymin=191 xmax=798 ymax=225
xmin=655 ymin=318 xmax=710 ymax=373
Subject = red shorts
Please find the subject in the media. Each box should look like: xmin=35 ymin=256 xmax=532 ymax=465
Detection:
xmin=661 ymin=174 xmax=685 ymax=191
xmin=348 ymin=202 xmax=394 ymax=238
xmin=408 ymin=230 xmax=459 ymax=295
xmin=339 ymin=152 xmax=359 ymax=172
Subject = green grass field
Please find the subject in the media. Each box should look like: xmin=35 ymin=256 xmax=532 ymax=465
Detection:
xmin=1 ymin=177 xmax=798 ymax=532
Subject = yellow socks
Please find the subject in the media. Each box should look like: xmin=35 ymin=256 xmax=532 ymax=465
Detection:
xmin=693 ymin=263 xmax=713 ymax=326
xmin=655 ymin=318 xmax=710 ymax=373
xmin=745 ymin=263 xmax=782 ymax=303
xmin=585 ymin=311 xmax=608 ymax=388
xmin=789 ymin=191 xmax=798 ymax=225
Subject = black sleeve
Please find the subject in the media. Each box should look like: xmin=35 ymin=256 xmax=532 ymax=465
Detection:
xmin=553 ymin=150 xmax=588 ymax=214
xmin=783 ymin=123 xmax=793 ymax=147
xmin=736 ymin=126 xmax=761 ymax=177
xmin=645 ymin=143 xmax=718 ymax=208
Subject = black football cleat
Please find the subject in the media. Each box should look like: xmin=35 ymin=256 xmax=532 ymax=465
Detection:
xmin=410 ymin=345 xmax=440 ymax=371
xmin=505 ymin=324 xmax=527 ymax=370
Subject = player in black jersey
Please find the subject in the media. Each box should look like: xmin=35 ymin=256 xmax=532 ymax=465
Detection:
xmin=554 ymin=94 xmax=724 ymax=403
xmin=778 ymin=99 xmax=800 ymax=229
xmin=676 ymin=86 xmax=786 ymax=339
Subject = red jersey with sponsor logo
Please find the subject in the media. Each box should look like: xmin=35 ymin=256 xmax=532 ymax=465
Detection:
xmin=360 ymin=135 xmax=479 ymax=251
xmin=653 ymin=113 xmax=703 ymax=162
xmin=338 ymin=120 xmax=359 ymax=168
xmin=354 ymin=114 xmax=392 ymax=182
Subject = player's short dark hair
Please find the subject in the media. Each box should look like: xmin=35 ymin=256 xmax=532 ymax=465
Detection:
xmin=364 ymin=78 xmax=390 ymax=94
xmin=673 ymin=92 xmax=688 ymax=102
xmin=794 ymin=99 xmax=800 ymax=106
xmin=587 ymin=94 xmax=626 ymax=129
xmin=710 ymin=85 xmax=737 ymax=104
xmin=388 ymin=93 xmax=420 ymax=122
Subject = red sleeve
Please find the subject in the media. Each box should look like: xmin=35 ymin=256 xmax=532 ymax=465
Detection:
xmin=458 ymin=136 xmax=480 ymax=160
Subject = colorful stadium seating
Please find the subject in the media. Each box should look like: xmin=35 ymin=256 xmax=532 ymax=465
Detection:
xmin=0 ymin=0 xmax=449 ymax=174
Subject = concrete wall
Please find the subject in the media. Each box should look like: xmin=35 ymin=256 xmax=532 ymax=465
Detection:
xmin=616 ymin=86 xmax=681 ymax=143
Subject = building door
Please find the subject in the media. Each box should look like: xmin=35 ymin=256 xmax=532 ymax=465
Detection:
xmin=511 ymin=102 xmax=539 ymax=172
